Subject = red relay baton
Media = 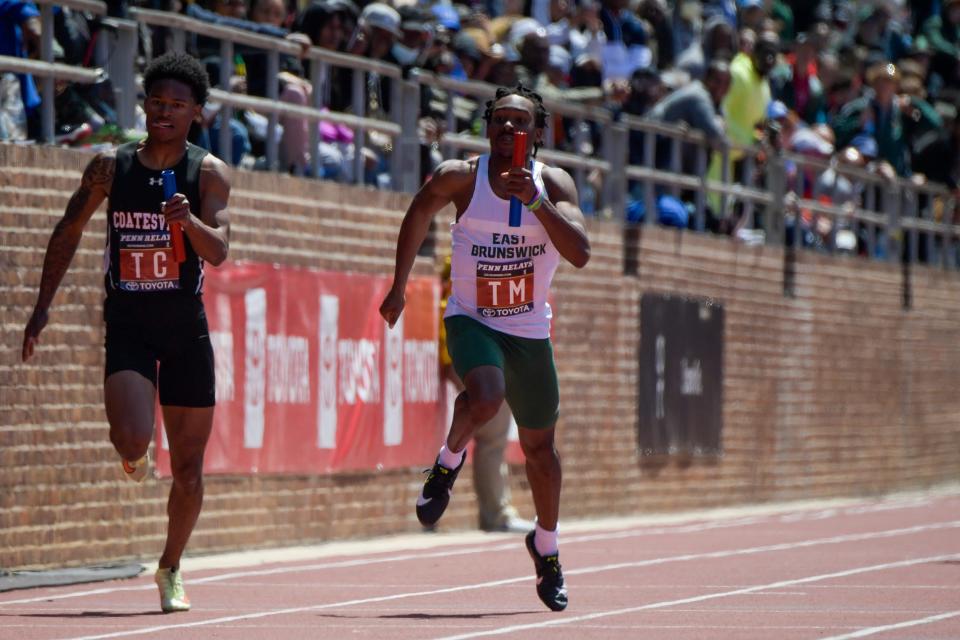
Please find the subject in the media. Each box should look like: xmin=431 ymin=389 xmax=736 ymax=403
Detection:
xmin=161 ymin=169 xmax=186 ymax=263
xmin=508 ymin=131 xmax=527 ymax=227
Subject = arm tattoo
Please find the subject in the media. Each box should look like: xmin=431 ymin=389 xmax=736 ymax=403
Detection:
xmin=34 ymin=155 xmax=113 ymax=311
xmin=60 ymin=155 xmax=112 ymax=225
xmin=61 ymin=184 xmax=92 ymax=227
xmin=86 ymin=154 xmax=114 ymax=187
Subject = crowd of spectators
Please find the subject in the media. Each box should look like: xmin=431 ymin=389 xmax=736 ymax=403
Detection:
xmin=2 ymin=0 xmax=959 ymax=246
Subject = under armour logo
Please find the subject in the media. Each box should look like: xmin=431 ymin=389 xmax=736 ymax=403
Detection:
xmin=148 ymin=177 xmax=163 ymax=186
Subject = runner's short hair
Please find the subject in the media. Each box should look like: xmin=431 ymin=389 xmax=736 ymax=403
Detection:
xmin=143 ymin=51 xmax=210 ymax=105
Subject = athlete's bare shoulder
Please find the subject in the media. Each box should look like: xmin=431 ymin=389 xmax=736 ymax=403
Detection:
xmin=200 ymin=153 xmax=231 ymax=189
xmin=424 ymin=157 xmax=475 ymax=199
xmin=540 ymin=164 xmax=578 ymax=204
xmin=80 ymin=149 xmax=116 ymax=198
xmin=433 ymin=157 xmax=476 ymax=180
xmin=58 ymin=150 xmax=115 ymax=229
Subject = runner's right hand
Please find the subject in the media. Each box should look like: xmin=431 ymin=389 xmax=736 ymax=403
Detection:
xmin=379 ymin=287 xmax=405 ymax=329
xmin=22 ymin=307 xmax=48 ymax=362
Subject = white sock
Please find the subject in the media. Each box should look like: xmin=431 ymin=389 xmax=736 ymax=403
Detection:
xmin=534 ymin=521 xmax=559 ymax=556
xmin=437 ymin=443 xmax=464 ymax=470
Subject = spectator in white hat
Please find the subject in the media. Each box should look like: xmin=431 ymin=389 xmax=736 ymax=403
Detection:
xmin=353 ymin=2 xmax=402 ymax=59
xmin=546 ymin=44 xmax=572 ymax=88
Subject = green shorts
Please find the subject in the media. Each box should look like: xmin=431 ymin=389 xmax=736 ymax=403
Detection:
xmin=444 ymin=314 xmax=559 ymax=430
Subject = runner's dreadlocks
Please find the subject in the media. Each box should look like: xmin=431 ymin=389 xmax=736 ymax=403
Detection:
xmin=483 ymin=85 xmax=550 ymax=156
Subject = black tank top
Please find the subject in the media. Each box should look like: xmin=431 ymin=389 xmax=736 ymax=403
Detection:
xmin=105 ymin=141 xmax=207 ymax=298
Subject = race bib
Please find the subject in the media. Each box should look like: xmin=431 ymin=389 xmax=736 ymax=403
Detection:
xmin=118 ymin=233 xmax=181 ymax=292
xmin=476 ymin=259 xmax=534 ymax=318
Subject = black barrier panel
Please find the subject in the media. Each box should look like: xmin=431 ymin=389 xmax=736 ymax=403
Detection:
xmin=638 ymin=293 xmax=724 ymax=461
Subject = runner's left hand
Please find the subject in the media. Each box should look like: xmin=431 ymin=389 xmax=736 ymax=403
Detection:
xmin=162 ymin=193 xmax=193 ymax=228
xmin=500 ymin=168 xmax=537 ymax=204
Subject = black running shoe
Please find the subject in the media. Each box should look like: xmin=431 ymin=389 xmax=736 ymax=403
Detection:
xmin=525 ymin=530 xmax=568 ymax=611
xmin=415 ymin=453 xmax=466 ymax=526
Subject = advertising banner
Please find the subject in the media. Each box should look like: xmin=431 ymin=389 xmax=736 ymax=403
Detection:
xmin=155 ymin=263 xmax=447 ymax=475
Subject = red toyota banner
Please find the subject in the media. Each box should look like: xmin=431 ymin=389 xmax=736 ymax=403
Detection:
xmin=155 ymin=262 xmax=447 ymax=476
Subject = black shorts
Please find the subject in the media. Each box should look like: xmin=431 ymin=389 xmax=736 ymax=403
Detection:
xmin=104 ymin=294 xmax=215 ymax=407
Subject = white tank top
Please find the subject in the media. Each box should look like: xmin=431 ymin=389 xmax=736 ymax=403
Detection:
xmin=444 ymin=154 xmax=561 ymax=339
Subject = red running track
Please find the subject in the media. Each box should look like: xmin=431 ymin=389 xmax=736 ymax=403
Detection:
xmin=1 ymin=490 xmax=958 ymax=640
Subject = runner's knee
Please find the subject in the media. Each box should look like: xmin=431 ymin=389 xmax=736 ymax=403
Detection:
xmin=109 ymin=427 xmax=151 ymax=461
xmin=170 ymin=456 xmax=204 ymax=493
xmin=520 ymin=433 xmax=557 ymax=465
xmin=468 ymin=393 xmax=504 ymax=426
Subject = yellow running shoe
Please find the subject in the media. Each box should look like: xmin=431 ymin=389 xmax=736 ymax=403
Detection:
xmin=154 ymin=567 xmax=191 ymax=613
xmin=121 ymin=453 xmax=150 ymax=483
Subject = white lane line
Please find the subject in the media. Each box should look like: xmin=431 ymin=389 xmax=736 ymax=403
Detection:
xmin=0 ymin=516 xmax=802 ymax=607
xmin=58 ymin=575 xmax=529 ymax=640
xmin=0 ymin=548 xmax=513 ymax=607
xmin=431 ymin=554 xmax=960 ymax=640
xmin=559 ymin=520 xmax=960 ymax=579
xmin=819 ymin=610 xmax=960 ymax=639
xmin=4 ymin=495 xmax=953 ymax=607
xmin=52 ymin=521 xmax=960 ymax=640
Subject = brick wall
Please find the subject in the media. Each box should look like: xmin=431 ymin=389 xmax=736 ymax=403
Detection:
xmin=2 ymin=144 xmax=959 ymax=570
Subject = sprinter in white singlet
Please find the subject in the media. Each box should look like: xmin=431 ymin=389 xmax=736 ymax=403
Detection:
xmin=380 ymin=85 xmax=590 ymax=612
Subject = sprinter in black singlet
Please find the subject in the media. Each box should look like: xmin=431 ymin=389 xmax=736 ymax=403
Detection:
xmin=22 ymin=52 xmax=231 ymax=614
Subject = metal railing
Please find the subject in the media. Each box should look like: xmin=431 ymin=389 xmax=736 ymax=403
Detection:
xmin=6 ymin=5 xmax=958 ymax=270
xmin=617 ymin=113 xmax=959 ymax=268
xmin=0 ymin=55 xmax=102 ymax=84
xmin=27 ymin=0 xmax=138 ymax=137
xmin=128 ymin=6 xmax=419 ymax=187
